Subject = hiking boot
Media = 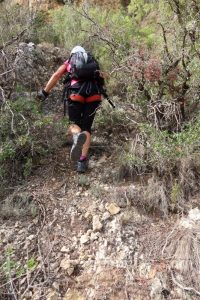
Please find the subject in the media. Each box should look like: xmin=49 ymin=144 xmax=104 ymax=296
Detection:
xmin=77 ymin=159 xmax=88 ymax=173
xmin=70 ymin=132 xmax=87 ymax=161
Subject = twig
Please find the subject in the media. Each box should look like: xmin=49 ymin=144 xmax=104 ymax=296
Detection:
xmin=0 ymin=69 xmax=14 ymax=77
xmin=0 ymin=86 xmax=15 ymax=133
xmin=8 ymin=276 xmax=18 ymax=300
xmin=167 ymin=0 xmax=182 ymax=25
xmin=77 ymin=7 xmax=117 ymax=49
xmin=162 ymin=225 xmax=177 ymax=257
xmin=0 ymin=273 xmax=26 ymax=290
xmin=171 ymin=269 xmax=200 ymax=296
xmin=158 ymin=23 xmax=173 ymax=63
xmin=21 ymin=241 xmax=54 ymax=298
xmin=0 ymin=29 xmax=27 ymax=51
xmin=19 ymin=113 xmax=30 ymax=136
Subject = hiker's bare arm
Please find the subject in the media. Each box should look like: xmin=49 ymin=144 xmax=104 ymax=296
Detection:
xmin=44 ymin=64 xmax=66 ymax=93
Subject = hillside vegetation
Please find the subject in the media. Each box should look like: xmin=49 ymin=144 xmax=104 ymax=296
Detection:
xmin=1 ymin=0 xmax=200 ymax=299
xmin=1 ymin=0 xmax=200 ymax=213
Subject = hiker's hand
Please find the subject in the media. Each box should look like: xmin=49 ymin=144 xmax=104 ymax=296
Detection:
xmin=37 ymin=89 xmax=49 ymax=101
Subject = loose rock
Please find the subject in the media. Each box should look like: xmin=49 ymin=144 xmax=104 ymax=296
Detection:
xmin=105 ymin=202 xmax=121 ymax=215
xmin=60 ymin=258 xmax=74 ymax=275
xmin=92 ymin=215 xmax=103 ymax=232
xmin=63 ymin=289 xmax=86 ymax=300
xmin=46 ymin=290 xmax=58 ymax=300
xmin=80 ymin=234 xmax=90 ymax=244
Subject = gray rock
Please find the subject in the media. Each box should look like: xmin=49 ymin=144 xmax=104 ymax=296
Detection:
xmin=92 ymin=215 xmax=103 ymax=232
xmin=150 ymin=278 xmax=162 ymax=299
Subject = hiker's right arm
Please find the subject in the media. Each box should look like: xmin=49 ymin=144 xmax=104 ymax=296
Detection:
xmin=38 ymin=64 xmax=66 ymax=100
xmin=44 ymin=64 xmax=66 ymax=93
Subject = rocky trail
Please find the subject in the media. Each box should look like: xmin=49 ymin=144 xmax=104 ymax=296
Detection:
xmin=0 ymin=139 xmax=175 ymax=300
xmin=1 ymin=135 xmax=200 ymax=300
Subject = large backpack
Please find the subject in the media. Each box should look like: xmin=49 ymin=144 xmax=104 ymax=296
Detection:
xmin=69 ymin=51 xmax=99 ymax=80
xmin=62 ymin=52 xmax=115 ymax=115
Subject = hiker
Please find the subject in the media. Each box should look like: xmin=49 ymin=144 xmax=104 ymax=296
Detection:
xmin=38 ymin=46 xmax=105 ymax=173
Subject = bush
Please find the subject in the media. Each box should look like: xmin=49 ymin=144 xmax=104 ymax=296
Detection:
xmin=95 ymin=99 xmax=129 ymax=133
xmin=0 ymin=95 xmax=69 ymax=188
xmin=119 ymin=115 xmax=200 ymax=214
xmin=0 ymin=4 xmax=30 ymax=45
xmin=120 ymin=113 xmax=200 ymax=174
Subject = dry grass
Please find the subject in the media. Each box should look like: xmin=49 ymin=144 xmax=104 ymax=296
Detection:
xmin=118 ymin=149 xmax=200 ymax=216
xmin=179 ymin=156 xmax=199 ymax=200
xmin=0 ymin=192 xmax=38 ymax=220
xmin=162 ymin=212 xmax=200 ymax=293
xmin=128 ymin=208 xmax=200 ymax=300
xmin=141 ymin=209 xmax=200 ymax=297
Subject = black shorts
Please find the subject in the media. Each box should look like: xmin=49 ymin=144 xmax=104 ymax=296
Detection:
xmin=68 ymin=100 xmax=101 ymax=133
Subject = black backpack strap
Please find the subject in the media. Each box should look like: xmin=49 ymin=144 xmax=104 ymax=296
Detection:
xmin=62 ymin=73 xmax=72 ymax=116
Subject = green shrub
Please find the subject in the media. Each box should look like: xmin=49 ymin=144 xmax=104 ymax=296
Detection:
xmin=1 ymin=247 xmax=37 ymax=280
xmin=119 ymin=115 xmax=200 ymax=213
xmin=0 ymin=4 xmax=30 ymax=44
xmin=0 ymin=96 xmax=69 ymax=186
xmin=45 ymin=4 xmax=157 ymax=68
xmin=120 ymin=114 xmax=200 ymax=175
xmin=95 ymin=100 xmax=129 ymax=132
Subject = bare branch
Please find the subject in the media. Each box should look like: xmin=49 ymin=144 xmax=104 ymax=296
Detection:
xmin=158 ymin=23 xmax=173 ymax=63
xmin=0 ymin=86 xmax=15 ymax=133
xmin=0 ymin=29 xmax=27 ymax=51
xmin=168 ymin=0 xmax=183 ymax=24
xmin=171 ymin=269 xmax=200 ymax=297
xmin=0 ymin=69 xmax=14 ymax=77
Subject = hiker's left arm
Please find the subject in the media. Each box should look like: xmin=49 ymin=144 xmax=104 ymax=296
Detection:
xmin=38 ymin=64 xmax=67 ymax=101
xmin=44 ymin=64 xmax=66 ymax=93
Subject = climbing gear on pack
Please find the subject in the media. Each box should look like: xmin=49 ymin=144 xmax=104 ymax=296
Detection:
xmin=77 ymin=159 xmax=88 ymax=173
xmin=62 ymin=73 xmax=72 ymax=116
xmin=100 ymin=87 xmax=115 ymax=108
xmin=70 ymin=132 xmax=87 ymax=161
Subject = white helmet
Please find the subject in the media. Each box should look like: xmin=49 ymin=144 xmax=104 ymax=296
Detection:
xmin=70 ymin=46 xmax=86 ymax=54
xmin=70 ymin=46 xmax=88 ymax=63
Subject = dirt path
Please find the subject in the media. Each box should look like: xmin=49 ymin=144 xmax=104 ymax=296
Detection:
xmin=0 ymin=144 xmax=189 ymax=300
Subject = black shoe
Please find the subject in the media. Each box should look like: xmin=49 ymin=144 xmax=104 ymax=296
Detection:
xmin=70 ymin=132 xmax=86 ymax=162
xmin=77 ymin=160 xmax=88 ymax=173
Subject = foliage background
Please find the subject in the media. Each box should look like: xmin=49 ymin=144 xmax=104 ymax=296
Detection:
xmin=1 ymin=0 xmax=200 ymax=213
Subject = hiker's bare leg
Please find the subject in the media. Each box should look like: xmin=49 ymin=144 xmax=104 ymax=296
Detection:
xmin=68 ymin=124 xmax=81 ymax=135
xmin=82 ymin=131 xmax=91 ymax=157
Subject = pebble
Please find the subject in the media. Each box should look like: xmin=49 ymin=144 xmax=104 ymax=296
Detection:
xmin=46 ymin=290 xmax=58 ymax=300
xmin=102 ymin=211 xmax=111 ymax=221
xmin=105 ymin=202 xmax=121 ymax=215
xmin=80 ymin=234 xmax=90 ymax=244
xmin=60 ymin=258 xmax=74 ymax=275
xmin=92 ymin=215 xmax=103 ymax=232
xmin=63 ymin=289 xmax=86 ymax=300
xmin=52 ymin=282 xmax=59 ymax=290
xmin=60 ymin=246 xmax=70 ymax=253
xmin=90 ymin=232 xmax=100 ymax=241
xmin=98 ymin=203 xmax=105 ymax=212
